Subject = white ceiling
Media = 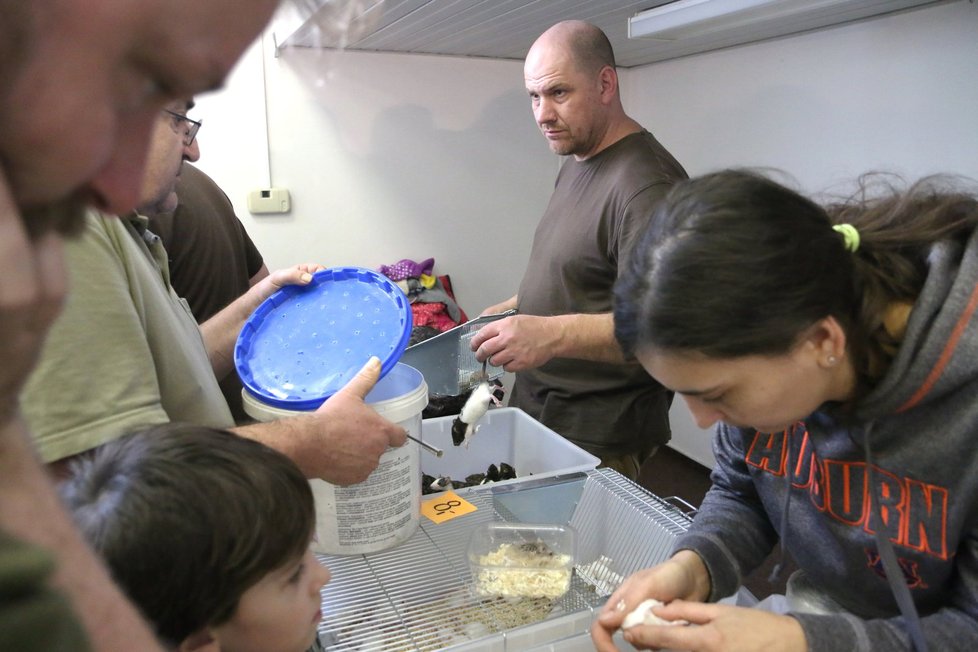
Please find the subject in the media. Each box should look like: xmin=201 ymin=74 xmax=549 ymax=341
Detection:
xmin=277 ymin=0 xmax=946 ymax=67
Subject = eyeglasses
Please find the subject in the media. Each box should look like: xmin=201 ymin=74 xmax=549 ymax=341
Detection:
xmin=162 ymin=109 xmax=202 ymax=147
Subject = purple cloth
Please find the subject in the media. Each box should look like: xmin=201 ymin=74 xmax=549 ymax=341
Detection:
xmin=379 ymin=257 xmax=435 ymax=281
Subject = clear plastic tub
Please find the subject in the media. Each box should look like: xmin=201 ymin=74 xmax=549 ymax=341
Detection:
xmin=468 ymin=523 xmax=577 ymax=600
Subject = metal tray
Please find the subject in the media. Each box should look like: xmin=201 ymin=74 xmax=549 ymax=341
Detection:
xmin=399 ymin=310 xmax=515 ymax=395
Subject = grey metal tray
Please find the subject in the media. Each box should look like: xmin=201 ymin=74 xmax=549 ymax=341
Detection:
xmin=399 ymin=310 xmax=515 ymax=395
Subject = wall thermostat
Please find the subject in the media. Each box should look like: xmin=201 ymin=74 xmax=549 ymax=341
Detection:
xmin=247 ymin=187 xmax=291 ymax=214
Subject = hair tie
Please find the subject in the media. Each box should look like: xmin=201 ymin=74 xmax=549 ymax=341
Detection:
xmin=832 ymin=223 xmax=860 ymax=253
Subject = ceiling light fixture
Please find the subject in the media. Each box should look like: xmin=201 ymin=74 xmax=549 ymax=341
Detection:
xmin=627 ymin=0 xmax=919 ymax=41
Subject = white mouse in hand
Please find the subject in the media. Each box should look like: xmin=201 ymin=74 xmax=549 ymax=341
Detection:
xmin=621 ymin=599 xmax=688 ymax=629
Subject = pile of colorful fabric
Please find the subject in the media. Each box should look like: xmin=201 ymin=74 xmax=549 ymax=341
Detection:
xmin=378 ymin=257 xmax=468 ymax=333
xmin=380 ymin=257 xmax=495 ymax=419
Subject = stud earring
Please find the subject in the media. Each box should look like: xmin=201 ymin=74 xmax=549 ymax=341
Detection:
xmin=827 ymin=355 xmax=838 ymax=365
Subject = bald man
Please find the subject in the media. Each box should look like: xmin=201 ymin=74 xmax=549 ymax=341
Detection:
xmin=471 ymin=21 xmax=688 ymax=479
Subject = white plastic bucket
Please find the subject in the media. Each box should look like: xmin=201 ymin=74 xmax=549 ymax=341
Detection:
xmin=242 ymin=363 xmax=428 ymax=555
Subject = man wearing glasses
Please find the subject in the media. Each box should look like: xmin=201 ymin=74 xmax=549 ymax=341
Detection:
xmin=148 ymin=154 xmax=273 ymax=424
xmin=165 ymin=109 xmax=204 ymax=150
xmin=143 ymin=101 xmax=203 ymax=215
xmin=21 ymin=100 xmax=234 ymax=459
xmin=22 ymin=99 xmax=407 ymax=487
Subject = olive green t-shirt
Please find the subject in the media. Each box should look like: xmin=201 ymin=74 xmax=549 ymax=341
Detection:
xmin=148 ymin=164 xmax=265 ymax=423
xmin=22 ymin=211 xmax=234 ymax=462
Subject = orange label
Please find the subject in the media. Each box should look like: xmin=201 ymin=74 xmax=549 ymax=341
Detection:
xmin=421 ymin=491 xmax=477 ymax=523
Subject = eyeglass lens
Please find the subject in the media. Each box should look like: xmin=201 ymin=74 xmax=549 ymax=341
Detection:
xmin=163 ymin=109 xmax=202 ymax=146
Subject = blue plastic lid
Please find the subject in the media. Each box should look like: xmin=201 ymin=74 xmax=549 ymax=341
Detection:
xmin=234 ymin=266 xmax=412 ymax=410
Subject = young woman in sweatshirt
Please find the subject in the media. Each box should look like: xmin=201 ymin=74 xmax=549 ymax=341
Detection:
xmin=592 ymin=170 xmax=978 ymax=652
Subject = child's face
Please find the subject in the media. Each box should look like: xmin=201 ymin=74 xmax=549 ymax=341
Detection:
xmin=212 ymin=549 xmax=330 ymax=652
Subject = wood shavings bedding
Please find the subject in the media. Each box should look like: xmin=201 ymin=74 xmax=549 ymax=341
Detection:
xmin=474 ymin=542 xmax=573 ymax=599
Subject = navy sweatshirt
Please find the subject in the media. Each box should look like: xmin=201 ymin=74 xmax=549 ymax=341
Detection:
xmin=676 ymin=227 xmax=978 ymax=650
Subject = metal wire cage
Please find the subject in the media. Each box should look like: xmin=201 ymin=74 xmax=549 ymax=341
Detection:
xmin=314 ymin=469 xmax=693 ymax=651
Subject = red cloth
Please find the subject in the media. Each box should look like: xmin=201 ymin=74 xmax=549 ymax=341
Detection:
xmin=410 ymin=275 xmax=468 ymax=332
xmin=411 ymin=302 xmax=459 ymax=331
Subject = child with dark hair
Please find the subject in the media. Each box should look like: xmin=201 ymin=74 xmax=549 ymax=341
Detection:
xmin=60 ymin=423 xmax=330 ymax=652
xmin=593 ymin=170 xmax=978 ymax=651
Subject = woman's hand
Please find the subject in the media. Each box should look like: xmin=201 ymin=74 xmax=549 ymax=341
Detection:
xmin=592 ymin=550 xmax=711 ymax=651
xmin=618 ymin=600 xmax=807 ymax=652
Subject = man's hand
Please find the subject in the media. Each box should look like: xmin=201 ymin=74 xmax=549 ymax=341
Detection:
xmin=469 ymin=314 xmax=561 ymax=371
xmin=301 ymin=357 xmax=407 ymax=485
xmin=229 ymin=262 xmax=325 ymax=312
xmin=202 ymin=262 xmax=326 ymax=379
xmin=471 ymin=311 xmax=625 ymax=369
xmin=270 ymin=262 xmax=326 ymax=287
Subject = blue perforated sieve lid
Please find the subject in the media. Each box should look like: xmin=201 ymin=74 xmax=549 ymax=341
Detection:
xmin=234 ymin=266 xmax=412 ymax=410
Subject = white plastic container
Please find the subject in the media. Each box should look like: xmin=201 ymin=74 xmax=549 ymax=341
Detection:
xmin=243 ymin=363 xmax=428 ymax=555
xmin=420 ymin=407 xmax=600 ymax=489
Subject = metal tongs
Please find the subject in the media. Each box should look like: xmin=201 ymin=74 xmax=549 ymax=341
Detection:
xmin=406 ymin=433 xmax=443 ymax=458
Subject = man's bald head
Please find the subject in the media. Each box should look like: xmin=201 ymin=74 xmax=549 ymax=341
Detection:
xmin=529 ymin=20 xmax=616 ymax=77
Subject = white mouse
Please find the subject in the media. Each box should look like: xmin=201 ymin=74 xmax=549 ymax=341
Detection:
xmin=621 ymin=599 xmax=688 ymax=629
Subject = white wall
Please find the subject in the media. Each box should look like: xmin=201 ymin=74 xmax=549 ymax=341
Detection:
xmin=622 ymin=0 xmax=978 ymax=467
xmin=195 ymin=39 xmax=555 ymax=319
xmin=196 ymin=0 xmax=977 ymax=469
xmin=623 ymin=0 xmax=978 ymax=188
